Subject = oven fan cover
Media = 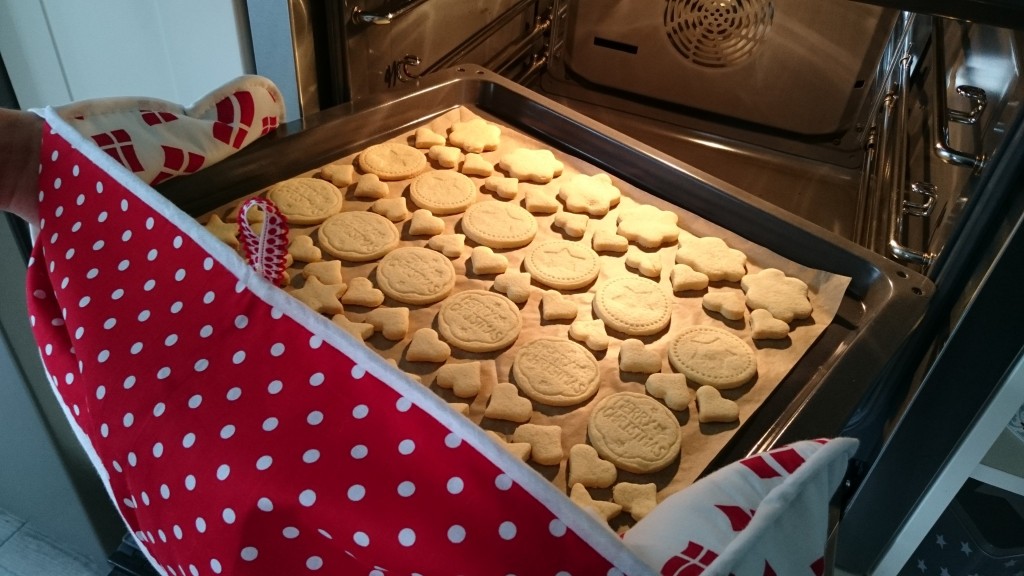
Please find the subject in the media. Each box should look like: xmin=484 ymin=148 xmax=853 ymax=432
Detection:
xmin=567 ymin=0 xmax=890 ymax=135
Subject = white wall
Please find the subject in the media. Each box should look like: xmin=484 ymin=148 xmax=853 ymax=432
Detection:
xmin=0 ymin=0 xmax=253 ymax=109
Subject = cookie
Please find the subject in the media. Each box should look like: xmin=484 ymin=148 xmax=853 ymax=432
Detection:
xmin=427 ymin=233 xmax=466 ymax=258
xmin=353 ymin=174 xmax=389 ymax=200
xmin=302 ymin=260 xmax=345 ymax=285
xmin=675 ymin=233 xmax=747 ymax=282
xmin=365 ymin=307 xmax=410 ymax=341
xmin=612 ymin=483 xmax=657 ymax=521
xmin=317 ymin=211 xmax=400 ymax=262
xmin=593 ymin=276 xmax=672 ymax=336
xmin=541 ymin=290 xmax=578 ymax=321
xmin=511 ymin=423 xmax=563 ymax=466
xmin=512 ymin=338 xmax=600 ymax=407
xmin=493 ymin=271 xmax=532 ymax=304
xmin=408 ymin=209 xmax=446 ymax=236
xmin=358 ymin=142 xmax=427 ymax=180
xmin=592 ymin=230 xmax=628 ymax=254
xmin=437 ymin=290 xmax=522 ymax=353
xmin=695 ymin=385 xmax=740 ymax=423
xmin=645 ymin=373 xmax=691 ymax=411
xmin=569 ymin=318 xmax=610 ymax=352
xmin=483 ymin=382 xmax=533 ymax=423
xmin=499 ymin=148 xmax=564 ymax=183
xmin=265 ymin=177 xmax=344 ymax=225
xmin=750 ymin=308 xmax=790 ymax=340
xmin=289 ymin=276 xmax=345 ymax=315
xmin=523 ymin=240 xmax=601 ymax=290
xmin=625 ymin=247 xmax=663 ymax=278
xmin=318 ymin=163 xmax=356 ymax=188
xmin=702 ymin=291 xmax=746 ymax=321
xmin=448 ymin=118 xmax=501 ymax=153
xmin=483 ymin=176 xmax=518 ymax=199
xmin=414 ymin=126 xmax=446 ymax=149
xmin=740 ymin=268 xmax=813 ymax=323
xmin=670 ymin=263 xmax=709 ymax=292
xmin=558 ymin=173 xmax=621 ymax=216
xmin=553 ymin=212 xmax=589 ymax=238
xmin=570 ymin=484 xmax=622 ymax=522
xmin=331 ymin=313 xmax=374 ymax=342
xmin=435 ymin=361 xmax=482 ymax=398
xmin=370 ymin=197 xmax=410 ymax=222
xmin=485 ymin=431 xmax=532 ymax=461
xmin=409 ymin=170 xmax=476 ymax=215
xmin=375 ymin=246 xmax=456 ymax=305
xmin=667 ymin=325 xmax=757 ymax=389
xmin=341 ymin=277 xmax=384 ymax=308
xmin=523 ymin=187 xmax=561 ymax=214
xmin=587 ymin=391 xmax=682 ymax=474
xmin=460 ymin=201 xmax=538 ymax=249
xmin=618 ymin=339 xmax=662 ymax=374
xmin=406 ymin=328 xmax=452 ymax=363
xmin=428 ymin=145 xmax=462 ymax=169
xmin=288 ymin=234 xmax=321 ymax=263
xmin=461 ymin=153 xmax=495 ymax=177
xmin=568 ymin=444 xmax=617 ymax=489
xmin=469 ymin=246 xmax=509 ymax=275
xmin=617 ymin=205 xmax=680 ymax=248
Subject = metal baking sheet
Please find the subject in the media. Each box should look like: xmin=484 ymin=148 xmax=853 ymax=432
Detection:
xmin=158 ymin=65 xmax=933 ymax=475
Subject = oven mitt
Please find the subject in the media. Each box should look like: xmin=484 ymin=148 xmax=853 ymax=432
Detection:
xmin=27 ymin=106 xmax=652 ymax=575
xmin=54 ymin=74 xmax=284 ymax=186
xmin=622 ymin=437 xmax=858 ymax=575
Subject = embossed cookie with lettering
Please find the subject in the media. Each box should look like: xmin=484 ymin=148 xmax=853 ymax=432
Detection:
xmin=461 ymin=153 xmax=495 ymax=177
xmin=469 ymin=246 xmax=509 ymax=275
xmin=410 ymin=170 xmax=476 ymax=215
xmin=569 ymin=318 xmax=610 ymax=352
xmin=302 ymin=260 xmax=345 ymax=285
xmin=592 ymin=230 xmax=629 ymax=254
xmin=318 ymin=163 xmax=356 ymax=188
xmin=512 ymin=423 xmax=563 ymax=466
xmin=740 ymin=268 xmax=813 ymax=323
xmin=695 ymin=385 xmax=740 ymax=423
xmin=353 ymin=174 xmax=389 ymax=200
xmin=448 ymin=118 xmax=501 ymax=153
xmin=375 ymin=246 xmax=456 ymax=305
xmin=493 ymin=271 xmax=532 ymax=304
xmin=702 ymin=291 xmax=747 ymax=321
xmin=668 ymin=325 xmax=757 ymax=389
xmin=408 ymin=209 xmax=446 ymax=236
xmin=483 ymin=382 xmax=533 ymax=423
xmin=365 ymin=307 xmax=410 ymax=341
xmin=435 ymin=361 xmax=482 ymax=399
xmin=670 ymin=263 xmax=710 ymax=292
xmin=512 ymin=337 xmax=600 ymax=407
xmin=588 ymin=391 xmax=682 ymax=474
xmin=594 ymin=276 xmax=672 ymax=336
xmin=541 ymin=290 xmax=578 ymax=321
xmin=461 ymin=201 xmax=538 ymax=249
xmin=289 ymin=276 xmax=345 ymax=315
xmin=428 ymin=145 xmax=462 ymax=169
xmin=341 ymin=277 xmax=384 ymax=308
xmin=750 ymin=309 xmax=790 ymax=340
xmin=523 ymin=187 xmax=561 ymax=214
xmin=359 ymin=142 xmax=427 ymax=181
xmin=406 ymin=328 xmax=452 ymax=363
xmin=570 ymin=484 xmax=622 ymax=522
xmin=483 ymin=176 xmax=518 ymax=199
xmin=524 ymin=240 xmax=601 ymax=290
xmin=675 ymin=233 xmax=747 ymax=282
xmin=499 ymin=148 xmax=564 ymax=184
xmin=266 ymin=177 xmax=344 ymax=225
xmin=331 ymin=313 xmax=374 ymax=342
xmin=318 ymin=211 xmax=400 ymax=262
xmin=553 ymin=212 xmax=589 ymax=238
xmin=427 ymin=233 xmax=466 ymax=258
xmin=414 ymin=126 xmax=446 ymax=149
xmin=288 ymin=234 xmax=321 ymax=263
xmin=625 ymin=247 xmax=663 ymax=278
xmin=618 ymin=339 xmax=662 ymax=374
xmin=568 ymin=444 xmax=617 ymax=489
xmin=617 ymin=205 xmax=681 ymax=248
xmin=558 ymin=173 xmax=621 ymax=216
xmin=645 ymin=373 xmax=691 ymax=411
xmin=437 ymin=290 xmax=522 ymax=353
xmin=612 ymin=483 xmax=658 ymax=521
xmin=370 ymin=197 xmax=410 ymax=222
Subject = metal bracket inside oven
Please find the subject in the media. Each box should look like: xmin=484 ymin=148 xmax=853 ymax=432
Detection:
xmin=350 ymin=0 xmax=430 ymax=26
xmin=932 ymin=18 xmax=987 ymax=172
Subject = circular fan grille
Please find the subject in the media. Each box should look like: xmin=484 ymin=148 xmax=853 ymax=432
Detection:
xmin=664 ymin=0 xmax=774 ymax=68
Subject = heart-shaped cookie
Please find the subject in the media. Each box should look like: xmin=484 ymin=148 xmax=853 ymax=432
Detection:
xmin=511 ymin=423 xmax=563 ymax=466
xmin=485 ymin=430 xmax=532 ymax=461
xmin=470 ymin=246 xmax=509 ymax=275
xmin=371 ymin=197 xmax=410 ymax=222
xmin=554 ymin=211 xmax=589 ymax=238
xmin=523 ymin=186 xmax=560 ymax=214
xmin=288 ymin=234 xmax=322 ymax=263
xmin=592 ymin=230 xmax=628 ymax=254
xmin=626 ymin=246 xmax=663 ymax=278
xmin=493 ymin=271 xmax=532 ymax=304
xmin=541 ymin=290 xmax=578 ymax=321
xmin=702 ymin=290 xmax=746 ymax=321
xmin=364 ymin=307 xmax=410 ymax=341
xmin=569 ymin=318 xmax=609 ymax=351
xmin=341 ymin=277 xmax=384 ymax=308
xmin=302 ymin=260 xmax=345 ymax=286
xmin=568 ymin=444 xmax=617 ymax=488
xmin=618 ymin=339 xmax=662 ymax=374
xmin=645 ymin=373 xmax=691 ymax=411
xmin=435 ymin=361 xmax=482 ymax=398
xmin=570 ymin=483 xmax=621 ymax=523
xmin=331 ymin=313 xmax=373 ymax=342
xmin=406 ymin=328 xmax=452 ymax=363
xmin=408 ymin=209 xmax=445 ymax=236
xmin=428 ymin=144 xmax=462 ymax=168
xmin=483 ymin=175 xmax=518 ymax=199
xmin=695 ymin=385 xmax=740 ymax=423
xmin=670 ymin=263 xmax=709 ymax=292
xmin=750 ymin=308 xmax=791 ymax=340
xmin=414 ymin=126 xmax=446 ymax=149
xmin=354 ymin=173 xmax=389 ymax=199
xmin=483 ymin=382 xmax=533 ymax=423
xmin=461 ymin=153 xmax=494 ymax=177
xmin=427 ymin=233 xmax=466 ymax=258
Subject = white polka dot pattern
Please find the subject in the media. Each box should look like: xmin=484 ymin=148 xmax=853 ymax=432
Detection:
xmin=24 ymin=120 xmax=620 ymax=574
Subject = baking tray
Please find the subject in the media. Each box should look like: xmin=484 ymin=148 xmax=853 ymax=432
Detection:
xmin=157 ymin=65 xmax=933 ymax=475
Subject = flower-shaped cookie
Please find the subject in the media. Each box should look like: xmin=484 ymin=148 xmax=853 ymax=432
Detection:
xmin=740 ymin=268 xmax=812 ymax=323
xmin=499 ymin=148 xmax=564 ymax=184
xmin=448 ymin=118 xmax=501 ymax=153
xmin=617 ymin=205 xmax=680 ymax=248
xmin=675 ymin=233 xmax=747 ymax=282
xmin=558 ymin=173 xmax=621 ymax=216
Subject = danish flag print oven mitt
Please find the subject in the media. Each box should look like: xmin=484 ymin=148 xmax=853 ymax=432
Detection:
xmin=25 ymin=75 xmax=855 ymax=576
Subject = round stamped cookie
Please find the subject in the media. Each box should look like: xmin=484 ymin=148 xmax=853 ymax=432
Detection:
xmin=524 ymin=240 xmax=601 ymax=290
xmin=409 ymin=171 xmax=477 ymax=215
xmin=376 ymin=247 xmax=456 ymax=306
xmin=588 ymin=392 xmax=682 ymax=474
xmin=358 ymin=142 xmax=427 ymax=181
xmin=265 ymin=177 xmax=343 ymax=225
xmin=667 ymin=325 xmax=757 ymax=389
xmin=437 ymin=290 xmax=522 ymax=352
xmin=593 ymin=276 xmax=672 ymax=336
xmin=512 ymin=338 xmax=600 ymax=407
xmin=318 ymin=211 xmax=399 ymax=262
xmin=461 ymin=201 xmax=538 ymax=249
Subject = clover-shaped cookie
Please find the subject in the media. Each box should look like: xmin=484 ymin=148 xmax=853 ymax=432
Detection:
xmin=341 ymin=277 xmax=385 ymax=308
xmin=318 ymin=163 xmax=356 ymax=187
xmin=541 ymin=290 xmax=578 ymax=321
xmin=483 ymin=382 xmax=533 ymax=423
xmin=554 ymin=212 xmax=589 ymax=238
xmin=740 ymin=268 xmax=812 ymax=323
xmin=414 ymin=126 xmax=446 ymax=149
xmin=370 ymin=197 xmax=409 ymax=222
xmin=408 ymin=209 xmax=445 ymax=236
xmin=469 ymin=246 xmax=509 ymax=275
xmin=592 ymin=230 xmax=628 ymax=254
xmin=364 ymin=307 xmax=410 ymax=341
xmin=512 ymin=423 xmax=563 ymax=465
xmin=331 ymin=313 xmax=374 ymax=342
xmin=670 ymin=263 xmax=709 ymax=292
xmin=524 ymin=186 xmax=560 ymax=214
xmin=288 ymin=234 xmax=322 ymax=263
xmin=435 ymin=360 xmax=482 ymax=398
xmin=626 ymin=246 xmax=663 ymax=278
xmin=289 ymin=276 xmax=345 ymax=314
xmin=428 ymin=145 xmax=462 ymax=169
xmin=645 ymin=373 xmax=691 ymax=411
xmin=695 ymin=385 xmax=740 ymax=423
xmin=461 ymin=153 xmax=495 ymax=177
xmin=570 ymin=484 xmax=621 ymax=523
xmin=702 ymin=291 xmax=746 ymax=321
xmin=406 ymin=328 xmax=452 ymax=362
xmin=558 ymin=173 xmax=621 ymax=216
xmin=427 ymin=233 xmax=466 ymax=258
xmin=618 ymin=339 xmax=661 ymax=373
xmin=483 ymin=176 xmax=519 ymax=200
xmin=617 ymin=205 xmax=681 ymax=248
xmin=302 ymin=260 xmax=345 ymax=285
xmin=448 ymin=118 xmax=501 ymax=153
xmin=499 ymin=148 xmax=564 ymax=184
xmin=568 ymin=444 xmax=617 ymax=488
xmin=675 ymin=233 xmax=747 ymax=282
xmin=569 ymin=318 xmax=610 ymax=351
xmin=493 ymin=271 xmax=532 ymax=304
xmin=353 ymin=173 xmax=389 ymax=199
xmin=750 ymin=308 xmax=791 ymax=339
xmin=613 ymin=483 xmax=657 ymax=521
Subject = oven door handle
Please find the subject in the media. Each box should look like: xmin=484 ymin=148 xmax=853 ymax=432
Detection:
xmin=351 ymin=0 xmax=429 ymax=25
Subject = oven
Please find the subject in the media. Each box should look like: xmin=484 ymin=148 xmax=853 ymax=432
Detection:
xmin=156 ymin=1 xmax=1024 ymax=573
